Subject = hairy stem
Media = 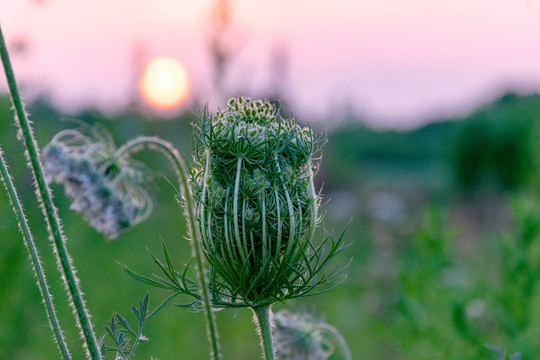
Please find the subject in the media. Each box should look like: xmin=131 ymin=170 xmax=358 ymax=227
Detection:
xmin=0 ymin=25 xmax=101 ymax=359
xmin=114 ymin=136 xmax=222 ymax=360
xmin=0 ymin=148 xmax=72 ymax=360
xmin=253 ymin=305 xmax=276 ymax=360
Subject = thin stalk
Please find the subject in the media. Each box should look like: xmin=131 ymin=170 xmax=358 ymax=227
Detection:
xmin=199 ymin=150 xmax=211 ymax=255
xmin=275 ymin=160 xmax=296 ymax=260
xmin=223 ymin=189 xmax=238 ymax=275
xmin=261 ymin=194 xmax=268 ymax=263
xmin=114 ymin=136 xmax=222 ymax=360
xmin=0 ymin=25 xmax=102 ymax=359
xmin=233 ymin=157 xmax=248 ymax=262
xmin=126 ymin=321 xmax=144 ymax=360
xmin=253 ymin=305 xmax=276 ymax=360
xmin=273 ymin=186 xmax=282 ymax=262
xmin=307 ymin=158 xmax=318 ymax=242
xmin=0 ymin=148 xmax=72 ymax=360
xmin=317 ymin=323 xmax=352 ymax=360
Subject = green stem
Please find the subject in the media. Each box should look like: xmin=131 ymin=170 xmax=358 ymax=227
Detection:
xmin=0 ymin=148 xmax=72 ymax=360
xmin=0 ymin=25 xmax=102 ymax=359
xmin=307 ymin=158 xmax=318 ymax=242
xmin=114 ymin=136 xmax=221 ymax=360
xmin=318 ymin=323 xmax=352 ymax=360
xmin=253 ymin=305 xmax=276 ymax=360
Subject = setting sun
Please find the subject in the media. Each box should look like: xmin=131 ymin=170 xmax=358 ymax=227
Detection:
xmin=138 ymin=57 xmax=190 ymax=110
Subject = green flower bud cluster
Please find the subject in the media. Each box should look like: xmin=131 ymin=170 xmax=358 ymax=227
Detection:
xmin=192 ymin=97 xmax=325 ymax=307
xmin=41 ymin=126 xmax=153 ymax=239
xmin=207 ymin=97 xmax=314 ymax=165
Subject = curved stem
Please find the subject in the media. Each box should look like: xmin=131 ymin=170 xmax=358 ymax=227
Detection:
xmin=253 ymin=305 xmax=276 ymax=360
xmin=0 ymin=25 xmax=101 ymax=359
xmin=114 ymin=136 xmax=221 ymax=360
xmin=0 ymin=148 xmax=72 ymax=360
xmin=317 ymin=323 xmax=352 ymax=360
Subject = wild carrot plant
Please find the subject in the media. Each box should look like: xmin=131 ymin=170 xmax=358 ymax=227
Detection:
xmin=128 ymin=97 xmax=347 ymax=359
xmin=1 ymin=24 xmax=102 ymax=359
xmin=41 ymin=124 xmax=155 ymax=240
xmin=273 ymin=309 xmax=351 ymax=360
xmin=1 ymin=22 xmax=347 ymax=360
xmin=41 ymin=126 xmax=223 ymax=359
xmin=0 ymin=148 xmax=72 ymax=359
xmin=190 ymin=97 xmax=346 ymax=359
xmin=0 ymin=23 xmax=220 ymax=359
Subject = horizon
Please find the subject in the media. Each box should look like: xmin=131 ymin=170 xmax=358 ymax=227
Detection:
xmin=1 ymin=0 xmax=540 ymax=129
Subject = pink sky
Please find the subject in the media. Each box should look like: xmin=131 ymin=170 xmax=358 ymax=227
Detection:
xmin=1 ymin=0 xmax=540 ymax=128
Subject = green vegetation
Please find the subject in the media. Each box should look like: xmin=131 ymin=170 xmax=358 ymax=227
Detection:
xmin=2 ymin=91 xmax=540 ymax=359
xmin=326 ymin=93 xmax=540 ymax=193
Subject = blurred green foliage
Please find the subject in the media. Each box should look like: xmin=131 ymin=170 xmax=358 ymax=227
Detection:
xmin=2 ymin=92 xmax=540 ymax=359
xmin=324 ymin=93 xmax=540 ymax=194
xmin=453 ymin=94 xmax=540 ymax=191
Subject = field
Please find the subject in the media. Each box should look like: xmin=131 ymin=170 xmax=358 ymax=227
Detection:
xmin=1 ymin=92 xmax=540 ymax=359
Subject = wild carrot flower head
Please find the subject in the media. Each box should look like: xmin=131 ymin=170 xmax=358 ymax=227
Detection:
xmin=42 ymin=125 xmax=153 ymax=239
xmin=191 ymin=97 xmax=343 ymax=308
xmin=273 ymin=310 xmax=348 ymax=360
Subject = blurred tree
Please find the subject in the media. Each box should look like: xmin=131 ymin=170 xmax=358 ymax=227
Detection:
xmin=268 ymin=42 xmax=289 ymax=98
xmin=453 ymin=93 xmax=540 ymax=191
xmin=206 ymin=0 xmax=238 ymax=97
xmin=128 ymin=42 xmax=148 ymax=109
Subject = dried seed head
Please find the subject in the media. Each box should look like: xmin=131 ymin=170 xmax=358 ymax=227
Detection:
xmin=42 ymin=125 xmax=154 ymax=239
xmin=273 ymin=310 xmax=335 ymax=360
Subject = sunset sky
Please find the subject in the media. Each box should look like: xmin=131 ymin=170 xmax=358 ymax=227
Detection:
xmin=1 ymin=0 xmax=540 ymax=128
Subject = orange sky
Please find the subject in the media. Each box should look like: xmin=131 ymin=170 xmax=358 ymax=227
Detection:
xmin=2 ymin=0 xmax=540 ymax=128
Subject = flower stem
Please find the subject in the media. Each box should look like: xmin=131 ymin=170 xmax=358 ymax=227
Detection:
xmin=318 ymin=323 xmax=352 ymax=360
xmin=114 ymin=136 xmax=221 ymax=360
xmin=0 ymin=25 xmax=102 ymax=359
xmin=0 ymin=148 xmax=72 ymax=360
xmin=253 ymin=305 xmax=276 ymax=360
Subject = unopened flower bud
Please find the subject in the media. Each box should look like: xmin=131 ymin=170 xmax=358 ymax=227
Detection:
xmin=192 ymin=97 xmax=325 ymax=308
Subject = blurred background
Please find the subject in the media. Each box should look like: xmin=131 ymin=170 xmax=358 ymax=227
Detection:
xmin=2 ymin=0 xmax=540 ymax=359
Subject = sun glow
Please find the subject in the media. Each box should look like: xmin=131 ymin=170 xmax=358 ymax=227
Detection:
xmin=138 ymin=57 xmax=190 ymax=110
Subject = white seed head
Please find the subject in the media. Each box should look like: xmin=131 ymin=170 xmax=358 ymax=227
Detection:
xmin=42 ymin=125 xmax=154 ymax=239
